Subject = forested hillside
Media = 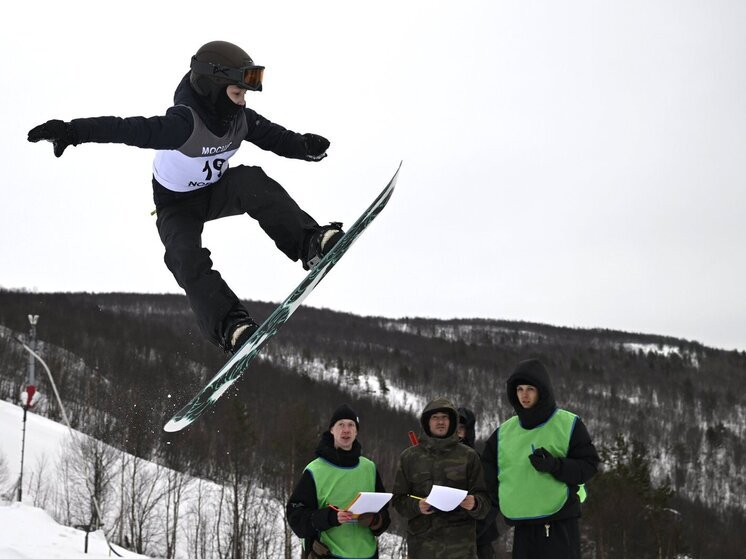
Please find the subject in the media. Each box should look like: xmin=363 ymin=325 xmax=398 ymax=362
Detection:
xmin=1 ymin=289 xmax=744 ymax=558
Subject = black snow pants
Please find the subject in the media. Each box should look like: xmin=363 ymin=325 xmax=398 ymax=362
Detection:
xmin=153 ymin=165 xmax=319 ymax=350
xmin=512 ymin=517 xmax=581 ymax=559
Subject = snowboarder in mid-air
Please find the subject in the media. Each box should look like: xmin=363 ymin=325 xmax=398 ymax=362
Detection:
xmin=28 ymin=40 xmax=344 ymax=354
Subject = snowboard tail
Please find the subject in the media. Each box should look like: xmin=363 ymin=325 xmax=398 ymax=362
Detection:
xmin=164 ymin=163 xmax=401 ymax=432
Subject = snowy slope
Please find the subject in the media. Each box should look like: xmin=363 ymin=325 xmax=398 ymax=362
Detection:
xmin=0 ymin=398 xmax=289 ymax=558
xmin=1 ymin=399 xmax=70 ymax=486
xmin=0 ymin=400 xmax=145 ymax=557
xmin=0 ymin=501 xmax=149 ymax=559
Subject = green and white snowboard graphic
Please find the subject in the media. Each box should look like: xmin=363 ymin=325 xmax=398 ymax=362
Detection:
xmin=164 ymin=163 xmax=401 ymax=432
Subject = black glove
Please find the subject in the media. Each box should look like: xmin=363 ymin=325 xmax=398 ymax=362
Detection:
xmin=302 ymin=133 xmax=329 ymax=161
xmin=529 ymin=447 xmax=559 ymax=474
xmin=28 ymin=119 xmax=78 ymax=157
xmin=357 ymin=512 xmax=382 ymax=530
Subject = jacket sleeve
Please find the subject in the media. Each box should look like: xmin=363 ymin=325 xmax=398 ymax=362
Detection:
xmin=243 ymin=108 xmax=310 ymax=159
xmin=552 ymin=418 xmax=600 ymax=485
xmin=466 ymin=448 xmax=491 ymax=520
xmin=372 ymin=470 xmax=392 ymax=536
xmin=480 ymin=428 xmax=499 ymax=509
xmin=286 ymin=470 xmax=339 ymax=539
xmin=391 ymin=451 xmax=421 ymax=520
xmin=69 ymin=105 xmax=193 ymax=149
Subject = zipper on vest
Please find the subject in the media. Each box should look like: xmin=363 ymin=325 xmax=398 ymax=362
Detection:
xmin=544 ymin=524 xmax=550 ymax=538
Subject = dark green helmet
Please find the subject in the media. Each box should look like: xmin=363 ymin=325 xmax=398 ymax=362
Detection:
xmin=189 ymin=41 xmax=265 ymax=103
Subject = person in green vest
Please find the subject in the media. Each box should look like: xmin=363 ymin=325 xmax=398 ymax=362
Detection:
xmin=481 ymin=359 xmax=600 ymax=559
xmin=392 ymin=398 xmax=491 ymax=559
xmin=286 ymin=404 xmax=390 ymax=559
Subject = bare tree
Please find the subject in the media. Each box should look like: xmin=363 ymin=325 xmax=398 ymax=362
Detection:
xmin=243 ymin=493 xmax=282 ymax=559
xmin=183 ymin=479 xmax=216 ymax=559
xmin=54 ymin=444 xmax=83 ymax=525
xmin=29 ymin=454 xmax=53 ymax=509
xmin=263 ymin=401 xmax=317 ymax=559
xmin=53 ymin=433 xmax=119 ymax=531
xmin=0 ymin=450 xmax=9 ymax=496
xmin=123 ymin=455 xmax=168 ymax=555
xmin=213 ymin=400 xmax=258 ymax=559
xmin=163 ymin=466 xmax=192 ymax=559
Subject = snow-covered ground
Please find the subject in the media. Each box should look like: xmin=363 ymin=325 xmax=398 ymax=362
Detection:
xmin=1 ymin=399 xmax=70 ymax=489
xmin=0 ymin=398 xmax=292 ymax=558
xmin=0 ymin=400 xmax=144 ymax=558
xmin=0 ymin=501 xmax=148 ymax=559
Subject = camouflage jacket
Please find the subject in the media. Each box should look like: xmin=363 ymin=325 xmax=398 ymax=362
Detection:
xmin=392 ymin=398 xmax=490 ymax=559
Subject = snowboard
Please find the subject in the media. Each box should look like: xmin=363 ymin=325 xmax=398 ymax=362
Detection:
xmin=163 ymin=163 xmax=401 ymax=432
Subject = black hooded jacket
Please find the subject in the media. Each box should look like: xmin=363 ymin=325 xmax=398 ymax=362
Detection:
xmin=458 ymin=407 xmax=500 ymax=549
xmin=286 ymin=431 xmax=390 ymax=558
xmin=68 ymin=72 xmax=310 ymax=161
xmin=457 ymin=407 xmax=476 ymax=448
xmin=481 ymin=360 xmax=600 ymax=525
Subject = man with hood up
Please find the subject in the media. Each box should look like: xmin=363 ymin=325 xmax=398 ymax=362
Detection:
xmin=392 ymin=398 xmax=490 ymax=559
xmin=482 ymin=359 xmax=600 ymax=559
xmin=287 ymin=404 xmax=390 ymax=559
xmin=27 ymin=40 xmax=343 ymax=354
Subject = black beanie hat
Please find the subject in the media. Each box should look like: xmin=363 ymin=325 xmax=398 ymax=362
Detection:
xmin=329 ymin=404 xmax=359 ymax=430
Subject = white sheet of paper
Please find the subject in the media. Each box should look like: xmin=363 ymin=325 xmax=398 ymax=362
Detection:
xmin=346 ymin=492 xmax=393 ymax=514
xmin=425 ymin=485 xmax=468 ymax=512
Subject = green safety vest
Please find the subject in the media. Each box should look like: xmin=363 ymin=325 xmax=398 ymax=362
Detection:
xmin=306 ymin=456 xmax=378 ymax=559
xmin=498 ymin=408 xmax=584 ymax=520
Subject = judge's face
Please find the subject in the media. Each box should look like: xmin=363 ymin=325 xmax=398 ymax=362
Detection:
xmin=516 ymin=385 xmax=539 ymax=409
xmin=330 ymin=419 xmax=357 ymax=450
xmin=428 ymin=412 xmax=450 ymax=437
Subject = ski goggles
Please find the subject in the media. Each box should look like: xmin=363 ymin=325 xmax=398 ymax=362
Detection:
xmin=190 ymin=58 xmax=265 ymax=91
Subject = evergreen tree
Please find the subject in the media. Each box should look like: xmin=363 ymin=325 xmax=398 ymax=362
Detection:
xmin=585 ymin=434 xmax=681 ymax=559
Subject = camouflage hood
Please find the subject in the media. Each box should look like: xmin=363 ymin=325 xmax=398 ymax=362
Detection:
xmin=420 ymin=398 xmax=459 ymax=440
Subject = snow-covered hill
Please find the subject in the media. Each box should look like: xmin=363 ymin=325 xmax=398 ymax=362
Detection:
xmin=0 ymin=399 xmax=293 ymax=559
xmin=0 ymin=400 xmax=147 ymax=557
xmin=1 ymin=399 xmax=69 ymax=489
xmin=0 ymin=501 xmax=148 ymax=559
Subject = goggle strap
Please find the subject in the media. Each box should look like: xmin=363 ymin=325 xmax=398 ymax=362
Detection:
xmin=190 ymin=57 xmax=264 ymax=84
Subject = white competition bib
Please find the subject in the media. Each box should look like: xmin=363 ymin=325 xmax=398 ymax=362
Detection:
xmin=153 ymin=106 xmax=248 ymax=192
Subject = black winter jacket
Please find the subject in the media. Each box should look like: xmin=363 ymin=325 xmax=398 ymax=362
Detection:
xmin=68 ymin=73 xmax=311 ymax=160
xmin=458 ymin=407 xmax=500 ymax=549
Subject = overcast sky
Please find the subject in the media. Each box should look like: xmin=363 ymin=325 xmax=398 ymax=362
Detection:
xmin=2 ymin=0 xmax=745 ymax=352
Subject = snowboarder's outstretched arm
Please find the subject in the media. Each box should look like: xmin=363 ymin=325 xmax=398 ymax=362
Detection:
xmin=27 ymin=106 xmax=194 ymax=156
xmin=243 ymin=107 xmax=329 ymax=162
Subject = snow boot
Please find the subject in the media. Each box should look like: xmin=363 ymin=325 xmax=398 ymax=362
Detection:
xmin=302 ymin=222 xmax=344 ymax=270
xmin=229 ymin=319 xmax=259 ymax=354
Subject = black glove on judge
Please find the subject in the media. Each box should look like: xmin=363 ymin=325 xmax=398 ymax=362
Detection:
xmin=28 ymin=120 xmax=78 ymax=157
xmin=529 ymin=447 xmax=560 ymax=474
xmin=302 ymin=133 xmax=330 ymax=161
